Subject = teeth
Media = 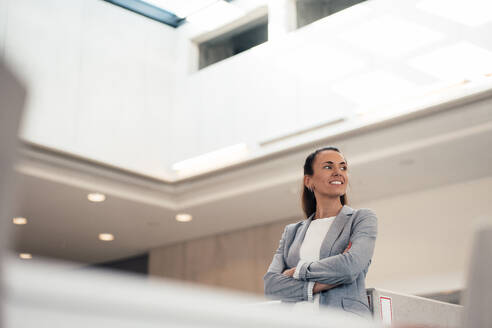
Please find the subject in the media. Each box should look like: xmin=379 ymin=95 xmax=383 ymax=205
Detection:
xmin=330 ymin=181 xmax=342 ymax=185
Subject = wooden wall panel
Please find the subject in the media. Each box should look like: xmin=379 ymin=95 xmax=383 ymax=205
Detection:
xmin=216 ymin=227 xmax=257 ymax=291
xmin=184 ymin=237 xmax=220 ymax=286
xmin=148 ymin=243 xmax=185 ymax=280
xmin=148 ymin=217 xmax=298 ymax=294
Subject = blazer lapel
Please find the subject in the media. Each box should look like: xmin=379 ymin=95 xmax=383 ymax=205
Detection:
xmin=320 ymin=205 xmax=354 ymax=258
xmin=288 ymin=213 xmax=314 ymax=265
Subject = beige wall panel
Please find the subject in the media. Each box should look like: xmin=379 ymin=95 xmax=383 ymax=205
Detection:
xmin=216 ymin=227 xmax=258 ymax=292
xmin=183 ymin=236 xmax=219 ymax=286
xmin=148 ymin=243 xmax=185 ymax=280
xmin=149 ymin=216 xmax=299 ymax=295
xmin=252 ymin=224 xmax=275 ymax=293
xmin=255 ymin=220 xmax=296 ymax=292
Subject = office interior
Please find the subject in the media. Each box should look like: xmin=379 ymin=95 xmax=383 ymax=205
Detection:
xmin=1 ymin=0 xmax=492 ymax=326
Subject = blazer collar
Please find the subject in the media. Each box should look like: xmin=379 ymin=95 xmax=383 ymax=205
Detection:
xmin=293 ymin=205 xmax=354 ymax=262
xmin=320 ymin=205 xmax=354 ymax=257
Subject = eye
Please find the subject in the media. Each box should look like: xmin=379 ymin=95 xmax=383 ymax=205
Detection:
xmin=341 ymin=166 xmax=348 ymax=171
xmin=323 ymin=165 xmax=332 ymax=169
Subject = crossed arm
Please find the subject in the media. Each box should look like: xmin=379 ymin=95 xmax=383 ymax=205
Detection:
xmin=281 ymin=242 xmax=352 ymax=293
xmin=263 ymin=212 xmax=377 ymax=302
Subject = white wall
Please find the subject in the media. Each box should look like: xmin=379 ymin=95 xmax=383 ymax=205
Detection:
xmin=360 ymin=176 xmax=492 ymax=295
xmin=3 ymin=0 xmax=355 ymax=171
xmin=170 ymin=1 xmax=354 ymax=163
xmin=5 ymin=0 xmax=492 ymax=179
xmin=2 ymin=0 xmax=177 ymax=179
xmin=167 ymin=0 xmax=492 ymax=166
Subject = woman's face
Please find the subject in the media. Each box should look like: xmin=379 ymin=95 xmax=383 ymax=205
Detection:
xmin=305 ymin=150 xmax=348 ymax=199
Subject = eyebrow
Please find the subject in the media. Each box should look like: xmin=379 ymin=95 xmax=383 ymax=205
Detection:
xmin=322 ymin=161 xmax=347 ymax=165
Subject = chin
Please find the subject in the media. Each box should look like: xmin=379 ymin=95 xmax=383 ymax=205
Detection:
xmin=319 ymin=189 xmax=346 ymax=198
xmin=323 ymin=192 xmax=344 ymax=198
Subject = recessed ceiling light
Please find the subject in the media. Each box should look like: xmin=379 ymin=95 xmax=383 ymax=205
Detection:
xmin=19 ymin=253 xmax=32 ymax=260
xmin=98 ymin=233 xmax=114 ymax=241
xmin=13 ymin=217 xmax=27 ymax=225
xmin=88 ymin=193 xmax=106 ymax=202
xmin=176 ymin=213 xmax=192 ymax=222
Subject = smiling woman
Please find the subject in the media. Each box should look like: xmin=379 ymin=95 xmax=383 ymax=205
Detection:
xmin=264 ymin=146 xmax=378 ymax=318
xmin=302 ymin=147 xmax=349 ymax=218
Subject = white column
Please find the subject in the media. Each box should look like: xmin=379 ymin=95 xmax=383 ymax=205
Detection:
xmin=0 ymin=62 xmax=27 ymax=328
xmin=268 ymin=0 xmax=297 ymax=41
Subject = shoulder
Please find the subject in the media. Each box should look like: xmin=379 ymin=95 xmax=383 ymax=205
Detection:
xmin=354 ymin=208 xmax=377 ymax=219
xmin=351 ymin=208 xmax=378 ymax=226
xmin=282 ymin=219 xmax=306 ymax=235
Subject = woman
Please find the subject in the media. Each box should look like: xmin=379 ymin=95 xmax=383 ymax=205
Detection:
xmin=264 ymin=146 xmax=377 ymax=318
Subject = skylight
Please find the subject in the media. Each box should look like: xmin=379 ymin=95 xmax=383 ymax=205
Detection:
xmin=104 ymin=0 xmax=232 ymax=27
xmin=143 ymin=0 xmax=218 ymax=18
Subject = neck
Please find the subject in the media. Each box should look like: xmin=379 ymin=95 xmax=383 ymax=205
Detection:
xmin=314 ymin=195 xmax=343 ymax=219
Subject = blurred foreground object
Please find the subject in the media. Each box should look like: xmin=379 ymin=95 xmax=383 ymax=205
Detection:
xmin=462 ymin=222 xmax=492 ymax=328
xmin=3 ymin=257 xmax=380 ymax=328
xmin=0 ymin=62 xmax=25 ymax=247
xmin=0 ymin=61 xmax=26 ymax=328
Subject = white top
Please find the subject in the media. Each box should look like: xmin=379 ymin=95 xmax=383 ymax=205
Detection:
xmin=293 ymin=216 xmax=335 ymax=312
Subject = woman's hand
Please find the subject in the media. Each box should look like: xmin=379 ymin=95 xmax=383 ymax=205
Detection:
xmin=283 ymin=268 xmax=335 ymax=293
xmin=343 ymin=241 xmax=352 ymax=254
xmin=282 ymin=267 xmax=296 ymax=277
xmin=311 ymin=242 xmax=351 ymax=294
xmin=313 ymin=282 xmax=336 ymax=294
xmin=283 ymin=242 xmax=351 ymax=277
xmin=313 ymin=242 xmax=351 ymax=294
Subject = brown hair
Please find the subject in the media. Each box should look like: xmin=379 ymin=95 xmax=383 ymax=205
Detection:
xmin=302 ymin=146 xmax=348 ymax=218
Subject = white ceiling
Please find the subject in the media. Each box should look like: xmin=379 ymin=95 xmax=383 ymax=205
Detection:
xmin=7 ymin=0 xmax=492 ymax=184
xmin=9 ymin=87 xmax=492 ymax=264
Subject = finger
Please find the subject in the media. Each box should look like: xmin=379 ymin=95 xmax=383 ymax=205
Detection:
xmin=343 ymin=242 xmax=352 ymax=253
xmin=283 ymin=268 xmax=293 ymax=275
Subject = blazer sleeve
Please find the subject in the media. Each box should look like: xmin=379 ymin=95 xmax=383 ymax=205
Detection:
xmin=295 ymin=209 xmax=377 ymax=285
xmin=263 ymin=225 xmax=311 ymax=302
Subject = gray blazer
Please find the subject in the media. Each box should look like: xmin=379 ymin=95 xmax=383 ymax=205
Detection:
xmin=264 ymin=205 xmax=377 ymax=318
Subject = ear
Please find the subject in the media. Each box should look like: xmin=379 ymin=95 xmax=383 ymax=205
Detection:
xmin=303 ymin=175 xmax=312 ymax=189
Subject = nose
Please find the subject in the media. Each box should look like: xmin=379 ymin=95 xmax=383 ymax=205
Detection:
xmin=332 ymin=167 xmax=342 ymax=176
